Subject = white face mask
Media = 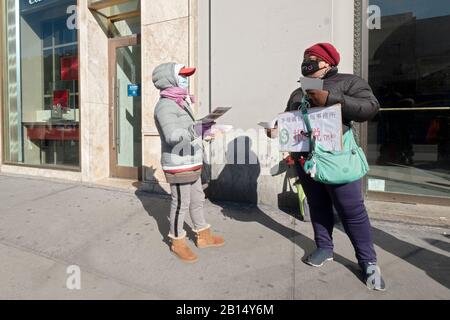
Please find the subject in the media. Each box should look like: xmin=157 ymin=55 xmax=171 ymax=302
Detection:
xmin=178 ymin=75 xmax=189 ymax=89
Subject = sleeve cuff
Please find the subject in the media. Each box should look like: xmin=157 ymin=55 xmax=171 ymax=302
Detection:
xmin=327 ymin=90 xmax=344 ymax=106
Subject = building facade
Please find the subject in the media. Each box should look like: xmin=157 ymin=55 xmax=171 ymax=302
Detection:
xmin=1 ymin=0 xmax=449 ymax=207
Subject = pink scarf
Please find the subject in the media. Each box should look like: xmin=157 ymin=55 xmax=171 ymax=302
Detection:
xmin=160 ymin=87 xmax=196 ymax=108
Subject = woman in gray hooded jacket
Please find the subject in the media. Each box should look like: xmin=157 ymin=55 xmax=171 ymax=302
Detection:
xmin=152 ymin=62 xmax=224 ymax=263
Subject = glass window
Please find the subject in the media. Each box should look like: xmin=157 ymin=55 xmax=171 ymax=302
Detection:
xmin=3 ymin=0 xmax=79 ymax=169
xmin=367 ymin=0 xmax=450 ymax=198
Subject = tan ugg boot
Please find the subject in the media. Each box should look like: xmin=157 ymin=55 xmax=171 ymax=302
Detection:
xmin=195 ymin=227 xmax=225 ymax=248
xmin=171 ymin=237 xmax=198 ymax=263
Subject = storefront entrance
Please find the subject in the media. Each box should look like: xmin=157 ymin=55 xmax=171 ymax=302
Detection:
xmin=366 ymin=0 xmax=450 ymax=205
xmin=108 ymin=35 xmax=142 ymax=180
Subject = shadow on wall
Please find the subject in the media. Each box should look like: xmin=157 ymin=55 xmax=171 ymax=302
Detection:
xmin=205 ymin=136 xmax=260 ymax=203
xmin=205 ymin=136 xmax=298 ymax=210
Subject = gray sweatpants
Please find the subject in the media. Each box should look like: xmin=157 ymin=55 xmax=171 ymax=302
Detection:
xmin=169 ymin=178 xmax=209 ymax=239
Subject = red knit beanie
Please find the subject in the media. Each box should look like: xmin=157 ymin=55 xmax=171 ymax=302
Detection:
xmin=304 ymin=43 xmax=341 ymax=66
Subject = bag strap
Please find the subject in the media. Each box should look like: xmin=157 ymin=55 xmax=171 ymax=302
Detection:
xmin=184 ymin=105 xmax=196 ymax=123
xmin=285 ymin=173 xmax=296 ymax=193
xmin=299 ymin=95 xmax=316 ymax=151
xmin=348 ymin=121 xmax=360 ymax=145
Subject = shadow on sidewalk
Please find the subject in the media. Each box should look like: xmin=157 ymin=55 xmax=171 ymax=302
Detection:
xmin=424 ymin=238 xmax=450 ymax=253
xmin=205 ymin=137 xmax=364 ymax=281
xmin=372 ymin=229 xmax=450 ymax=290
xmin=211 ymin=199 xmax=364 ymax=280
xmin=133 ymin=160 xmax=450 ymax=289
xmin=333 ymin=222 xmax=450 ymax=289
xmin=133 ymin=169 xmax=196 ymax=250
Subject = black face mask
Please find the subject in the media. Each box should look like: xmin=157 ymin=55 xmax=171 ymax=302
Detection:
xmin=301 ymin=60 xmax=326 ymax=77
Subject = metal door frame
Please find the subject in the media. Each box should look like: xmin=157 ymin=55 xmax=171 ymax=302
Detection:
xmin=108 ymin=34 xmax=142 ymax=180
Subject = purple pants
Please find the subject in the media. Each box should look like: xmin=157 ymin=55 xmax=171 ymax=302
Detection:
xmin=295 ymin=162 xmax=377 ymax=264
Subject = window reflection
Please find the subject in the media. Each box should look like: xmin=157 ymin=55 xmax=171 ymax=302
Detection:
xmin=368 ymin=1 xmax=450 ymax=198
xmin=3 ymin=0 xmax=79 ymax=168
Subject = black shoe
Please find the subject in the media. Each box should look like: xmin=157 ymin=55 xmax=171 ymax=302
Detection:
xmin=405 ymin=157 xmax=414 ymax=166
xmin=304 ymin=248 xmax=334 ymax=267
xmin=361 ymin=262 xmax=386 ymax=291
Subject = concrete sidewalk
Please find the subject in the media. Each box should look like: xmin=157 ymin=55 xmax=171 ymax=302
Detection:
xmin=0 ymin=174 xmax=449 ymax=300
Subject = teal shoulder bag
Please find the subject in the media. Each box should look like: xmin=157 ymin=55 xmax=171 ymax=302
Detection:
xmin=300 ymin=97 xmax=370 ymax=185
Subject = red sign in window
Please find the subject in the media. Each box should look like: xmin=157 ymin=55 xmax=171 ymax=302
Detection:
xmin=26 ymin=126 xmax=79 ymax=141
xmin=53 ymin=90 xmax=69 ymax=109
xmin=61 ymin=56 xmax=78 ymax=81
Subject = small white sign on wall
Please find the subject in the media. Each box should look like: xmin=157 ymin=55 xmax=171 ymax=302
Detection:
xmin=368 ymin=179 xmax=386 ymax=192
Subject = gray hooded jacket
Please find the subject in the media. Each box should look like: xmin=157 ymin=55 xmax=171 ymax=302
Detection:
xmin=152 ymin=62 xmax=203 ymax=184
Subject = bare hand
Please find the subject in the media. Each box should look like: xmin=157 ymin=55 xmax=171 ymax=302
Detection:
xmin=265 ymin=128 xmax=279 ymax=139
xmin=204 ymin=130 xmax=220 ymax=142
xmin=306 ymin=89 xmax=329 ymax=107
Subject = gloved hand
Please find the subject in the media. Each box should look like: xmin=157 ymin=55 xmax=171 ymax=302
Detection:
xmin=194 ymin=121 xmax=216 ymax=138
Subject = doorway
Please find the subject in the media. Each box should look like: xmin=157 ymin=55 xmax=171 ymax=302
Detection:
xmin=108 ymin=35 xmax=142 ymax=180
xmin=365 ymin=0 xmax=450 ymax=205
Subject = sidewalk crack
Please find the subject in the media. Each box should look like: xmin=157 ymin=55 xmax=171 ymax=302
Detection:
xmin=30 ymin=185 xmax=80 ymax=202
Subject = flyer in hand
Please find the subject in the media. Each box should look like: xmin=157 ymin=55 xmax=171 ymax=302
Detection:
xmin=199 ymin=107 xmax=232 ymax=124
